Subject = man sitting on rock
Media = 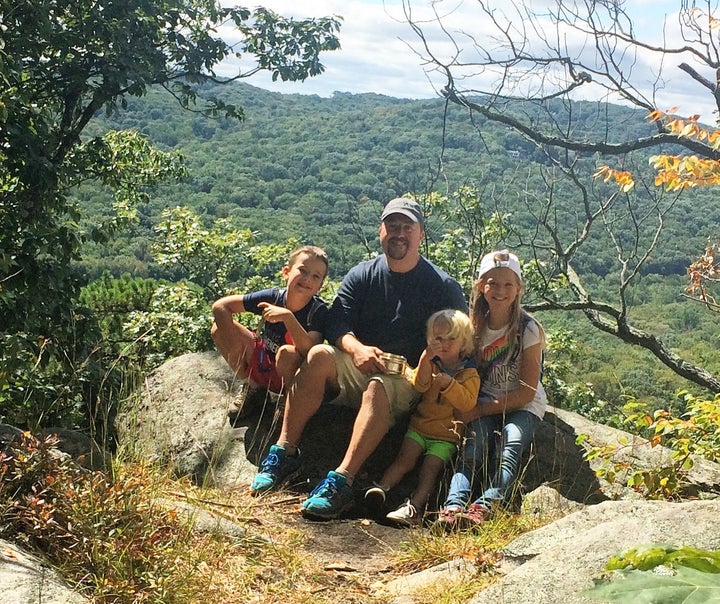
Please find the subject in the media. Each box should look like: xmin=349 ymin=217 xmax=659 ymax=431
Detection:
xmin=249 ymin=198 xmax=468 ymax=519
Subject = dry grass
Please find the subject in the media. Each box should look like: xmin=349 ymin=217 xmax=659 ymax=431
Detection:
xmin=1 ymin=432 xmax=557 ymax=603
xmin=179 ymin=484 xmax=553 ymax=604
xmin=178 ymin=485 xmax=391 ymax=604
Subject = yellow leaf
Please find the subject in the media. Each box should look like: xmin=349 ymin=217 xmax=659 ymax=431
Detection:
xmin=680 ymin=123 xmax=697 ymax=137
xmin=593 ymin=166 xmax=610 ymax=179
xmin=667 ymin=118 xmax=682 ymax=132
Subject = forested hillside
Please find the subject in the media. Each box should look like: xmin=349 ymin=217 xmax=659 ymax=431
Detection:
xmin=76 ymin=81 xmax=712 ymax=279
xmin=72 ymin=81 xmax=720 ymax=411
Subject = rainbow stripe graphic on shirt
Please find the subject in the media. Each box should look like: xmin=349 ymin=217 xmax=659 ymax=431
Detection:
xmin=482 ymin=334 xmax=510 ymax=363
xmin=480 ymin=333 xmax=512 ymax=378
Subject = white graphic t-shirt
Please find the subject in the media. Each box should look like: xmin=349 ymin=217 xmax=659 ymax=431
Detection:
xmin=478 ymin=317 xmax=547 ymax=419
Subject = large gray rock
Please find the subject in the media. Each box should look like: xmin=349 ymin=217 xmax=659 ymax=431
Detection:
xmin=469 ymin=498 xmax=720 ymax=604
xmin=0 ymin=539 xmax=89 ymax=604
xmin=115 ymin=352 xmax=720 ymax=505
xmin=380 ymin=496 xmax=720 ymax=603
xmin=115 ymin=351 xmax=253 ymax=487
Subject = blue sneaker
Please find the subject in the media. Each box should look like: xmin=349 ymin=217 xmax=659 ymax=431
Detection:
xmin=250 ymin=445 xmax=302 ymax=495
xmin=301 ymin=471 xmax=355 ymax=519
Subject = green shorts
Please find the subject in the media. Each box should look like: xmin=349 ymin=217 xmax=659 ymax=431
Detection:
xmin=320 ymin=344 xmax=420 ymax=423
xmin=406 ymin=429 xmax=457 ymax=463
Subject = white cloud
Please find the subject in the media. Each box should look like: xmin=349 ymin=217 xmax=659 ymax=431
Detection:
xmin=218 ymin=0 xmax=442 ymax=98
xmin=218 ymin=0 xmax=719 ymax=120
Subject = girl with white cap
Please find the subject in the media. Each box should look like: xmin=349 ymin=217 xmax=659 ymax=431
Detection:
xmin=435 ymin=250 xmax=547 ymax=530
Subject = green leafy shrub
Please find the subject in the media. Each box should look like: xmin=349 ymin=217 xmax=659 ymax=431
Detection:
xmin=580 ymin=392 xmax=720 ymax=499
xmin=0 ymin=323 xmax=101 ymax=431
xmin=124 ymin=281 xmax=213 ymax=368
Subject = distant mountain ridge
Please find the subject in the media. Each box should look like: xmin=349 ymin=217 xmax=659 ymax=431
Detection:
xmin=76 ymin=81 xmax=717 ymax=281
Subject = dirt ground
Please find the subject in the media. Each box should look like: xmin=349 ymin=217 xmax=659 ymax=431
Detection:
xmin=249 ymin=483 xmax=426 ymax=571
xmin=232 ymin=397 xmax=475 ymax=602
xmin=291 ymin=506 xmax=413 ymax=573
xmin=236 ymin=485 xmax=434 ymax=604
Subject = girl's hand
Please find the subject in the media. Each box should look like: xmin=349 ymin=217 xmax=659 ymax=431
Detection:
xmin=258 ymin=302 xmax=292 ymax=324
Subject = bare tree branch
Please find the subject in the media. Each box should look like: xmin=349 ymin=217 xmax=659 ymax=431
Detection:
xmin=405 ymin=0 xmax=720 ymax=393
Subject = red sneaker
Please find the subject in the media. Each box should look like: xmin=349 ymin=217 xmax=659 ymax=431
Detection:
xmin=455 ymin=503 xmax=489 ymax=530
xmin=432 ymin=506 xmax=462 ymax=532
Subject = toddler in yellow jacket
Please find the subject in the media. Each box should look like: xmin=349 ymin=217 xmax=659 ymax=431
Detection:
xmin=364 ymin=309 xmax=480 ymax=526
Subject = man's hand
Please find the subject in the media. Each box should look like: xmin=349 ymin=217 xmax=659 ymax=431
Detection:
xmin=352 ymin=344 xmax=385 ymax=375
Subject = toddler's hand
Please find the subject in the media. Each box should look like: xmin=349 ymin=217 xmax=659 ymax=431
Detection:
xmin=432 ymin=372 xmax=452 ymax=390
xmin=427 ymin=339 xmax=444 ymax=358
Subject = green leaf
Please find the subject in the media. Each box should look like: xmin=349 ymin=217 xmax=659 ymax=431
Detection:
xmin=584 ymin=566 xmax=720 ymax=603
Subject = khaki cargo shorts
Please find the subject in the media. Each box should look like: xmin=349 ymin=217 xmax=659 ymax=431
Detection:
xmin=319 ymin=344 xmax=419 ymax=423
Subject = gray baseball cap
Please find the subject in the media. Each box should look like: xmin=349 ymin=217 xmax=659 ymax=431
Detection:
xmin=380 ymin=197 xmax=424 ymax=226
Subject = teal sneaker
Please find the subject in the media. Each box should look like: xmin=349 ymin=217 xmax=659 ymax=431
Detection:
xmin=301 ymin=471 xmax=355 ymax=519
xmin=250 ymin=445 xmax=302 ymax=495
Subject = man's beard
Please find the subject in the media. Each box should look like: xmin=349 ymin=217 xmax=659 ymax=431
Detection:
xmin=385 ymin=239 xmax=409 ymax=260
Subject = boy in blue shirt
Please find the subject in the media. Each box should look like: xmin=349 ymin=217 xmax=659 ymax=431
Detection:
xmin=211 ymin=245 xmax=329 ymax=396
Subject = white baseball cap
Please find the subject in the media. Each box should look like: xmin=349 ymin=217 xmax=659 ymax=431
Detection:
xmin=478 ymin=250 xmax=522 ymax=280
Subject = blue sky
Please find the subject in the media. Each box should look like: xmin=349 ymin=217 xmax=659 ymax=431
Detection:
xmin=218 ymin=1 xmax=718 ymax=121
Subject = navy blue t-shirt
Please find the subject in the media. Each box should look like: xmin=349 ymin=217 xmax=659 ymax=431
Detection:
xmin=242 ymin=287 xmax=328 ymax=358
xmin=324 ymin=255 xmax=468 ymax=366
